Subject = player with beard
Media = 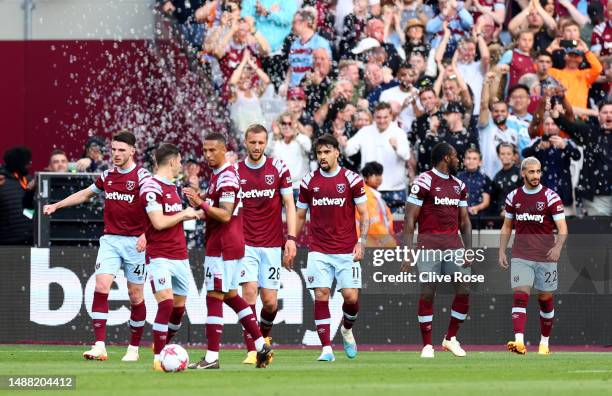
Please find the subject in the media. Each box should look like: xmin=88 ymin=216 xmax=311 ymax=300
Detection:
xmin=479 ymin=72 xmax=532 ymax=178
xmin=235 ymin=124 xmax=297 ymax=364
xmin=402 ymin=142 xmax=472 ymax=358
xmin=499 ymin=157 xmax=567 ymax=355
xmin=185 ymin=133 xmax=274 ymax=369
xmin=43 ymin=131 xmax=150 ymax=362
xmin=296 ymin=134 xmax=369 ymax=362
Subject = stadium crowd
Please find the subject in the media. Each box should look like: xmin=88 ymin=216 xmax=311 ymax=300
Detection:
xmin=1 ymin=0 xmax=611 ymax=246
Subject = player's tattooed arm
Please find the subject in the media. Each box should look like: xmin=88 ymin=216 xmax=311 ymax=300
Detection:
xmin=547 ymin=218 xmax=568 ymax=262
xmin=498 ymin=217 xmax=513 ymax=269
xmin=353 ymin=202 xmax=369 ymax=262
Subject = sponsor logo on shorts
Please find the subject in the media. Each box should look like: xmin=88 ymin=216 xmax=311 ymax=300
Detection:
xmin=240 ymin=269 xmax=246 ymax=277
xmin=513 ymin=275 xmax=519 ymax=283
xmin=95 ymin=262 xmax=100 ymax=270
xmin=308 ymin=276 xmax=314 ymax=283
xmin=336 ymin=183 xmax=346 ymax=193
xmin=158 ymin=278 xmax=166 ymax=285
xmin=126 ymin=180 xmax=136 ymax=191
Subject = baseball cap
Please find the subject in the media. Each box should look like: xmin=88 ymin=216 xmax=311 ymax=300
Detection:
xmin=352 ymin=38 xmax=381 ymax=55
xmin=287 ymin=87 xmax=306 ymax=101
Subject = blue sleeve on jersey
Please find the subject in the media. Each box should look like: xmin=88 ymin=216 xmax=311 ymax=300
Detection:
xmin=407 ymin=196 xmax=423 ymax=206
xmin=296 ymin=201 xmax=309 ymax=209
xmin=89 ymin=184 xmax=102 ymax=194
xmin=354 ymin=195 xmax=368 ymax=205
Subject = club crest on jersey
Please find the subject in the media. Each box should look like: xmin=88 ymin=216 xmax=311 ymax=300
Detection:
xmin=336 ymin=183 xmax=346 ymax=193
xmin=536 ymin=202 xmax=545 ymax=211
xmin=265 ymin=174 xmax=275 ymax=185
xmin=454 ymin=186 xmax=461 ymax=194
xmin=126 ymin=180 xmax=136 ymax=191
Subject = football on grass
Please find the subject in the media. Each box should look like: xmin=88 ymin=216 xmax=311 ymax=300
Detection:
xmin=160 ymin=344 xmax=189 ymax=372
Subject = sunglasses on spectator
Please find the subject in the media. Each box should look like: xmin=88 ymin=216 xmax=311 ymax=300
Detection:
xmin=281 ymin=121 xmax=293 ymax=126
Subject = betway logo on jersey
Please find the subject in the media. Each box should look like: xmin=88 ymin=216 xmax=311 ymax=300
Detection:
xmin=312 ymin=197 xmax=346 ymax=206
xmin=164 ymin=203 xmax=182 ymax=213
xmin=238 ymin=189 xmax=275 ymax=199
xmin=515 ymin=213 xmax=545 ymax=223
xmin=105 ymin=191 xmax=134 ymax=203
xmin=434 ymin=196 xmax=460 ymax=206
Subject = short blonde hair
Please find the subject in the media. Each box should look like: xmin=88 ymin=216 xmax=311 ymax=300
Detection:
xmin=521 ymin=156 xmax=541 ymax=170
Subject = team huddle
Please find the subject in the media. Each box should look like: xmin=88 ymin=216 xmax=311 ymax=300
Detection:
xmin=43 ymin=127 xmax=567 ymax=370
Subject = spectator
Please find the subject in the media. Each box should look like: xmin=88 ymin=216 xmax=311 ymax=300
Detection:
xmin=552 ymin=99 xmax=612 ymax=216
xmin=455 ymin=33 xmax=490 ymax=116
xmin=241 ymin=0 xmax=297 ymax=89
xmin=241 ymin=0 xmax=297 ymax=54
xmin=301 ymin=48 xmax=334 ymax=118
xmin=556 ymin=0 xmax=590 ymax=24
xmin=478 ymin=72 xmax=531 ymax=178
xmin=534 ymin=50 xmax=554 ymax=86
xmin=342 ymin=102 xmax=411 ymax=212
xmin=508 ymin=0 xmax=556 ymax=51
xmin=379 ymin=63 xmax=420 ymax=131
xmin=467 ymin=0 xmax=506 ymax=27
xmin=399 ymin=0 xmax=434 ymax=29
xmin=160 ymin=0 xmax=207 ymax=53
xmin=354 ymin=18 xmax=402 ymax=74
xmin=490 ymin=142 xmax=522 ymax=216
xmin=352 ymin=108 xmax=373 ymax=130
xmin=402 ymin=19 xmax=431 ymax=61
xmin=357 ymin=161 xmax=396 ymax=248
xmin=590 ymin=0 xmax=612 ymax=61
xmin=508 ymin=84 xmax=533 ymax=123
xmin=546 ymin=19 xmax=583 ymax=68
xmin=365 ymin=61 xmax=398 ymax=109
xmin=434 ymin=58 xmax=474 ymax=119
xmin=457 ymin=147 xmax=491 ymax=217
xmin=437 ymin=101 xmax=479 ymax=166
xmin=76 ymin=136 xmax=108 ymax=173
xmin=228 ymin=50 xmax=270 ymax=138
xmin=339 ymin=0 xmax=371 ymax=56
xmin=381 ymin=3 xmax=406 ymax=58
xmin=426 ymin=0 xmax=474 ymax=56
xmin=522 ymin=116 xmax=582 ymax=213
xmin=269 ymin=112 xmax=312 ymax=199
xmin=410 ymin=86 xmax=442 ymax=172
xmin=47 ymin=149 xmax=69 ymax=172
xmin=287 ymin=8 xmax=332 ymax=87
xmin=547 ymin=40 xmax=603 ymax=110
xmin=337 ymin=60 xmax=366 ymax=104
xmin=497 ymin=30 xmax=537 ymax=94
xmin=214 ymin=17 xmax=270 ymax=85
xmin=0 ymin=146 xmax=33 ymax=245
xmin=286 ymin=87 xmax=316 ymax=138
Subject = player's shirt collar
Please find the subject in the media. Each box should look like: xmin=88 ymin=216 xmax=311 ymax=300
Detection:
xmin=522 ymin=184 xmax=542 ymax=195
xmin=212 ymin=162 xmax=231 ymax=175
xmin=319 ymin=166 xmax=341 ymax=178
xmin=154 ymin=175 xmax=174 ymax=185
xmin=432 ymin=167 xmax=449 ymax=179
xmin=245 ymin=155 xmax=267 ymax=170
xmin=116 ymin=163 xmax=136 ymax=174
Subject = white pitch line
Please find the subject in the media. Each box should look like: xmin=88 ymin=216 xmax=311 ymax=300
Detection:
xmin=568 ymin=370 xmax=612 ymax=373
xmin=0 ymin=350 xmax=79 ymax=353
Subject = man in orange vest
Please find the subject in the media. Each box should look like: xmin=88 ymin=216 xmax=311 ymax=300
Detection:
xmin=356 ymin=162 xmax=396 ymax=247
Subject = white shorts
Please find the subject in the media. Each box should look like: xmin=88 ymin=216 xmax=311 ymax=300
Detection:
xmin=204 ymin=256 xmax=241 ymax=293
xmin=511 ymin=258 xmax=558 ymax=292
xmin=95 ymin=234 xmax=146 ymax=284
xmin=239 ymin=245 xmax=282 ymax=290
xmin=148 ymin=257 xmax=191 ymax=296
xmin=305 ymin=252 xmax=361 ymax=290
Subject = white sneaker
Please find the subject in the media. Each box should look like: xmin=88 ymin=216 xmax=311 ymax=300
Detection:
xmin=317 ymin=346 xmax=335 ymax=362
xmin=442 ymin=336 xmax=466 ymax=357
xmin=83 ymin=341 xmax=108 ymax=361
xmin=121 ymin=345 xmax=139 ymax=362
xmin=420 ymin=344 xmax=435 ymax=358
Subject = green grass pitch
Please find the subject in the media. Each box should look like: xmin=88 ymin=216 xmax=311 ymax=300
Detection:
xmin=0 ymin=345 xmax=611 ymax=396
